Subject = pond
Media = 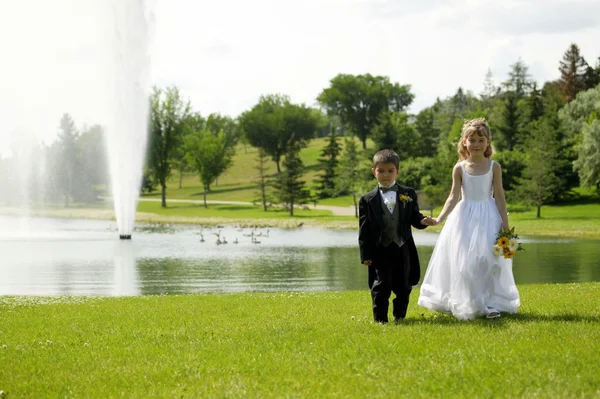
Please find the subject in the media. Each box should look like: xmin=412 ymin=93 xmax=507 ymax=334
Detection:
xmin=0 ymin=216 xmax=598 ymax=296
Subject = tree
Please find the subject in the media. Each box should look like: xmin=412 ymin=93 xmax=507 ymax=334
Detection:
xmin=54 ymin=113 xmax=79 ymax=207
xmin=76 ymin=124 xmax=107 ymax=202
xmin=371 ymin=111 xmax=399 ymax=151
xmin=371 ymin=111 xmax=418 ymax=160
xmin=493 ymin=150 xmax=527 ymax=194
xmin=272 ymin=139 xmax=310 ymax=216
xmin=542 ymin=83 xmax=579 ymax=199
xmin=559 ymin=43 xmax=589 ymax=102
xmin=253 ymin=147 xmax=272 ymax=211
xmin=239 ymin=94 xmax=319 ymax=173
xmin=317 ymin=73 xmax=414 ymax=149
xmin=316 ymin=128 xmax=342 ymax=198
xmin=175 ymin=112 xmax=204 ymax=189
xmin=148 ymin=86 xmax=192 ymax=207
xmin=526 ymin=82 xmax=544 ymax=123
xmin=514 ymin=119 xmax=561 ymax=218
xmin=573 ymin=119 xmax=600 ymax=192
xmin=481 ymin=69 xmax=499 ymax=104
xmin=503 ymin=58 xmax=533 ymax=98
xmin=560 ymin=84 xmax=600 ymax=192
xmin=335 ymin=138 xmax=370 ymax=217
xmin=497 ymin=91 xmax=522 ymax=150
xmin=415 ymin=108 xmax=441 ymax=158
xmin=184 ymin=129 xmax=234 ymax=208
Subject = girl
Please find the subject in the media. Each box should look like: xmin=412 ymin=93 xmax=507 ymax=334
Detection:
xmin=417 ymin=118 xmax=520 ymax=320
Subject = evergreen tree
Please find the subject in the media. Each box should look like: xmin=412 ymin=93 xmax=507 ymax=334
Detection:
xmin=559 ymin=43 xmax=589 ymax=102
xmin=335 ymin=138 xmax=369 ymax=217
xmin=415 ymin=108 xmax=441 ymax=158
xmin=583 ymin=64 xmax=600 ymax=90
xmin=514 ymin=118 xmax=561 ymax=218
xmin=273 ymin=139 xmax=310 ymax=216
xmin=371 ymin=111 xmax=399 ymax=151
xmin=316 ymin=128 xmax=342 ymax=198
xmin=503 ymin=58 xmax=532 ymax=97
xmin=481 ymin=69 xmax=499 ymax=102
xmin=526 ymin=82 xmax=544 ymax=123
xmin=542 ymin=84 xmax=579 ymax=200
xmin=497 ymin=91 xmax=522 ymax=150
xmin=55 ymin=113 xmax=80 ymax=207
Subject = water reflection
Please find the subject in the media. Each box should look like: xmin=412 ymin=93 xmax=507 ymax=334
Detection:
xmin=113 ymin=241 xmax=140 ymax=296
xmin=0 ymin=215 xmax=598 ymax=296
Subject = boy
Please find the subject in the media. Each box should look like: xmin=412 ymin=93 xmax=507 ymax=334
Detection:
xmin=358 ymin=149 xmax=433 ymax=323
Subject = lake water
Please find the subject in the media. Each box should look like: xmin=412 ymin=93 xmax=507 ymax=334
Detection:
xmin=1 ymin=216 xmax=598 ymax=296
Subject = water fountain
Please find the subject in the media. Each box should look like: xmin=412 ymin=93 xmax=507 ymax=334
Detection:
xmin=104 ymin=0 xmax=154 ymax=239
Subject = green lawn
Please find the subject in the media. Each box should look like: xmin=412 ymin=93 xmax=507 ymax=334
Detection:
xmin=1 ymin=283 xmax=599 ymax=398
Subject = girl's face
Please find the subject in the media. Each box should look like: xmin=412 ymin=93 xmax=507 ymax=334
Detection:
xmin=464 ymin=133 xmax=488 ymax=156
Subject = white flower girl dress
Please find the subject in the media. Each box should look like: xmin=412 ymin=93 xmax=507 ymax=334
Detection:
xmin=417 ymin=161 xmax=520 ymax=320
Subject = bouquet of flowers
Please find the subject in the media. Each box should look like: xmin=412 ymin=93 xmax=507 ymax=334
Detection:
xmin=492 ymin=227 xmax=524 ymax=259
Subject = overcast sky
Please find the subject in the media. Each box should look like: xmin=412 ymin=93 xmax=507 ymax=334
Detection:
xmin=1 ymin=0 xmax=599 ymax=151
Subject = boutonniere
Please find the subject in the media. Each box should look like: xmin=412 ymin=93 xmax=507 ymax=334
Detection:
xmin=398 ymin=194 xmax=412 ymax=208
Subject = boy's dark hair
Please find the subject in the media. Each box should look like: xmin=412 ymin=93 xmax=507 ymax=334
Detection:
xmin=372 ymin=149 xmax=399 ymax=169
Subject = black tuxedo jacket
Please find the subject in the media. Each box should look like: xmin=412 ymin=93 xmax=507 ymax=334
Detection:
xmin=358 ymin=184 xmax=427 ymax=286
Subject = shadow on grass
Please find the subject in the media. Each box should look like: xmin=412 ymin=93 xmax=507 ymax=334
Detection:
xmin=401 ymin=312 xmax=599 ymax=327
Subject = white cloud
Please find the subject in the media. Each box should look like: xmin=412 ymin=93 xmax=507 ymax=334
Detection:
xmin=438 ymin=0 xmax=600 ymax=35
xmin=1 ymin=0 xmax=599 ymax=154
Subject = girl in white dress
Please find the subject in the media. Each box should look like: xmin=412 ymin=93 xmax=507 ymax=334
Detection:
xmin=417 ymin=118 xmax=520 ymax=320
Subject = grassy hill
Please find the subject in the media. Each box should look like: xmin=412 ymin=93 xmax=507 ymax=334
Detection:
xmin=142 ymin=137 xmax=365 ymax=207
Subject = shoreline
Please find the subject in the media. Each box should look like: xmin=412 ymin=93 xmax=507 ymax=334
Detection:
xmin=1 ymin=205 xmax=599 ymax=239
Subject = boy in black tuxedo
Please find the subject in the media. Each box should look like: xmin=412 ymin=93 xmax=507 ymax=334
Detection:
xmin=358 ymin=149 xmax=433 ymax=323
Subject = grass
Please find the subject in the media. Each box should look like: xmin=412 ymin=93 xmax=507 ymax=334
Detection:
xmin=1 ymin=283 xmax=599 ymax=398
xmin=135 ymin=201 xmax=356 ymax=228
xmin=143 ymin=137 xmax=348 ymax=204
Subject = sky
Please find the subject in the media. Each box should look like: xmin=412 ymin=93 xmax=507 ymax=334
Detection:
xmin=1 ymin=0 xmax=599 ymax=151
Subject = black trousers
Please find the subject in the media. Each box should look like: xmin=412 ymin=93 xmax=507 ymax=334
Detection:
xmin=368 ymin=242 xmax=412 ymax=323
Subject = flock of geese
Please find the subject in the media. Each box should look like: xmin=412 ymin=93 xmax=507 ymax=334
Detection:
xmin=198 ymin=229 xmax=270 ymax=245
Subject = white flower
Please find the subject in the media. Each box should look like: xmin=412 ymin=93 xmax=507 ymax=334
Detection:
xmin=508 ymin=238 xmax=519 ymax=251
xmin=492 ymin=244 xmax=503 ymax=257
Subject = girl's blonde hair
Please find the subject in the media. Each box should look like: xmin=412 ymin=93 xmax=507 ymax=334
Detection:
xmin=457 ymin=118 xmax=493 ymax=160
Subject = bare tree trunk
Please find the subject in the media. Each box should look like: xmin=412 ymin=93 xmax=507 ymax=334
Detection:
xmin=179 ymin=171 xmax=183 ymax=189
xmin=203 ymin=190 xmax=207 ymax=208
xmin=161 ymin=182 xmax=167 ymax=208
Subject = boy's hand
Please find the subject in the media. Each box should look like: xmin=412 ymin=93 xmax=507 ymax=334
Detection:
xmin=420 ymin=216 xmax=434 ymax=226
xmin=362 ymin=260 xmax=372 ymax=266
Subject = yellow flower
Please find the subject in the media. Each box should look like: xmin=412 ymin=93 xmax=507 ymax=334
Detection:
xmin=492 ymin=244 xmax=503 ymax=257
xmin=497 ymin=237 xmax=509 ymax=248
xmin=504 ymin=250 xmax=516 ymax=259
xmin=508 ymin=238 xmax=519 ymax=252
xmin=398 ymin=194 xmax=412 ymax=208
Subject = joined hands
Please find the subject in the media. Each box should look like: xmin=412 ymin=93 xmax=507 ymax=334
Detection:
xmin=421 ymin=216 xmax=440 ymax=226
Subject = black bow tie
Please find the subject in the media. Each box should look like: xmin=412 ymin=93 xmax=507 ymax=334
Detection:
xmin=380 ymin=184 xmax=398 ymax=193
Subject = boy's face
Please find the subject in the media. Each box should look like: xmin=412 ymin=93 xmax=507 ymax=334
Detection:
xmin=372 ymin=162 xmax=399 ymax=187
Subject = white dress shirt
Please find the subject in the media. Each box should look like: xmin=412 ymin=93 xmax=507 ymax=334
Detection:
xmin=379 ymin=183 xmax=397 ymax=214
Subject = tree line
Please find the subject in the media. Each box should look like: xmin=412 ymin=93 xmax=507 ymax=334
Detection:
xmin=2 ymin=43 xmax=598 ymax=218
